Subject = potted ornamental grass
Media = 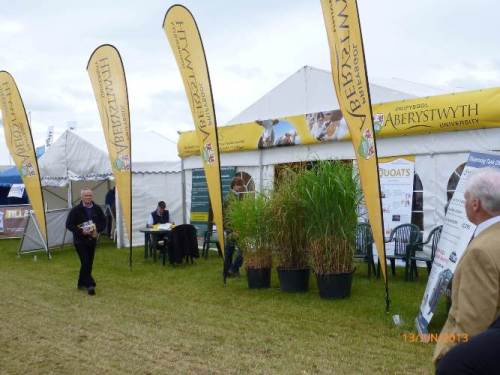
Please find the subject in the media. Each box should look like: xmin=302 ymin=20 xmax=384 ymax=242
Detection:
xmin=226 ymin=192 xmax=273 ymax=289
xmin=296 ymin=160 xmax=359 ymax=299
xmin=270 ymin=168 xmax=310 ymax=292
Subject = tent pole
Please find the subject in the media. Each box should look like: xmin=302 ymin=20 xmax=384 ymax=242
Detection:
xmin=181 ymin=158 xmax=187 ymax=224
xmin=30 ymin=211 xmax=50 ymax=259
xmin=68 ymin=180 xmax=73 ymax=208
xmin=259 ymin=149 xmax=264 ymax=193
xmin=17 ymin=210 xmax=31 ymax=256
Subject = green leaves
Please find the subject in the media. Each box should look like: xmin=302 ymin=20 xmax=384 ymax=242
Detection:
xmin=269 ymin=168 xmax=309 ymax=269
xmin=226 ymin=160 xmax=359 ymax=273
xmin=226 ymin=193 xmax=273 ymax=268
xmin=294 ymin=160 xmax=358 ymax=274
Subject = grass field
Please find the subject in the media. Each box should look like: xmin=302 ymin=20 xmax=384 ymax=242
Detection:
xmin=0 ymin=238 xmax=448 ymax=374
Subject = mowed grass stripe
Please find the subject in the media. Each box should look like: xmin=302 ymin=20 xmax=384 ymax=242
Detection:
xmin=0 ymin=238 xmax=443 ymax=374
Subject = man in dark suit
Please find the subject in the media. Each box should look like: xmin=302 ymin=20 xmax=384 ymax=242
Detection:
xmin=436 ymin=316 xmax=500 ymax=374
xmin=223 ymin=178 xmax=246 ymax=279
xmin=433 ymin=168 xmax=500 ymax=363
xmin=66 ymin=188 xmax=106 ymax=296
xmin=146 ymin=201 xmax=170 ymax=256
xmin=147 ymin=201 xmax=169 ymax=227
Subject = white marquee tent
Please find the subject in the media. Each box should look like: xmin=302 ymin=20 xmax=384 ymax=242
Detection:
xmin=179 ymin=66 xmax=500 ymax=251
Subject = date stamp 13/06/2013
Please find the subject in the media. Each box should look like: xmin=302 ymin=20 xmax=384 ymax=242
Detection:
xmin=402 ymin=333 xmax=469 ymax=344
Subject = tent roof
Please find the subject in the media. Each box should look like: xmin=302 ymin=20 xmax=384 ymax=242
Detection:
xmin=227 ymin=66 xmax=445 ymax=125
xmin=38 ymin=130 xmax=112 ymax=186
xmin=39 ymin=130 xmax=181 ymax=186
xmin=70 ymin=129 xmax=180 ymax=163
xmin=133 ymin=161 xmax=181 ymax=174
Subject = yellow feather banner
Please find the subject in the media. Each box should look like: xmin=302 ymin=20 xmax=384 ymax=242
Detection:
xmin=87 ymin=45 xmax=132 ymax=264
xmin=320 ymin=0 xmax=389 ymax=308
xmin=0 ymin=71 xmax=48 ymax=252
xmin=163 ymin=5 xmax=225 ymax=256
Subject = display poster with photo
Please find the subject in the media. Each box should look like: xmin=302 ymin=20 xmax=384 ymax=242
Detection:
xmin=0 ymin=205 xmax=30 ymax=238
xmin=379 ymin=157 xmax=415 ymax=256
xmin=357 ymin=157 xmax=415 ymax=259
xmin=256 ymin=119 xmax=301 ymax=149
xmin=416 ymin=151 xmax=500 ymax=334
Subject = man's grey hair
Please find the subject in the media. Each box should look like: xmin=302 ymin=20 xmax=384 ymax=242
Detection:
xmin=465 ymin=168 xmax=500 ymax=215
xmin=80 ymin=188 xmax=93 ymax=196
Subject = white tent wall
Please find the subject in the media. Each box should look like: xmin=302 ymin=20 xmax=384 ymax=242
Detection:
xmin=184 ymin=169 xmax=192 ymax=225
xmin=19 ymin=209 xmax=73 ymax=253
xmin=414 ymin=152 xmax=469 ymax=256
xmin=43 ymin=186 xmax=71 ymax=210
xmin=116 ymin=170 xmax=183 ymax=248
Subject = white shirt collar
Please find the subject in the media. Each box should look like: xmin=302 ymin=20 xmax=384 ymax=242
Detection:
xmin=474 ymin=215 xmax=500 ymax=237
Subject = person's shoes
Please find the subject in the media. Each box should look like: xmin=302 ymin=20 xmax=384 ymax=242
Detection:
xmin=77 ymin=285 xmax=86 ymax=291
xmin=227 ymin=270 xmax=241 ymax=278
xmin=87 ymin=287 xmax=96 ymax=296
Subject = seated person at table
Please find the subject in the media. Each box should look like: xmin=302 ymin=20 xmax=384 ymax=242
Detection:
xmin=147 ymin=201 xmax=169 ymax=227
xmin=146 ymin=201 xmax=170 ymax=250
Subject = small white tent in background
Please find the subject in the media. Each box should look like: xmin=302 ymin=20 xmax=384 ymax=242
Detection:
xmin=38 ymin=130 xmax=112 ymax=209
xmin=29 ymin=129 xmax=182 ymax=250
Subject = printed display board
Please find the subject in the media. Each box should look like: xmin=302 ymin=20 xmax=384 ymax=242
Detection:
xmin=416 ymin=151 xmax=500 ymax=333
xmin=379 ymin=158 xmax=415 ymax=256
xmin=0 ymin=205 xmax=30 ymax=238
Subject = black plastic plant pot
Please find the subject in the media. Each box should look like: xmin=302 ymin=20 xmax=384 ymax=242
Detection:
xmin=277 ymin=268 xmax=310 ymax=292
xmin=315 ymin=270 xmax=354 ymax=299
xmin=246 ymin=267 xmax=271 ymax=289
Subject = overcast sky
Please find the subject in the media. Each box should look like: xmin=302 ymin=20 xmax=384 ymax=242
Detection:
xmin=0 ymin=0 xmax=499 ymax=164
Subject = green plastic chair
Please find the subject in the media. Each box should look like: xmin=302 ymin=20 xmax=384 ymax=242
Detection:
xmin=409 ymin=225 xmax=443 ymax=280
xmin=354 ymin=223 xmax=377 ymax=278
xmin=384 ymin=223 xmax=421 ymax=281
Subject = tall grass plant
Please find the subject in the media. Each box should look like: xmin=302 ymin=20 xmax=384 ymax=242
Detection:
xmin=296 ymin=160 xmax=360 ymax=274
xmin=270 ymin=168 xmax=309 ymax=269
xmin=226 ymin=192 xmax=273 ymax=269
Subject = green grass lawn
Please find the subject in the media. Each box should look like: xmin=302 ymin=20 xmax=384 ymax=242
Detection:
xmin=0 ymin=238 xmax=448 ymax=374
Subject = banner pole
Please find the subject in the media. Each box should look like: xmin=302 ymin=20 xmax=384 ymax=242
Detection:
xmin=30 ymin=211 xmax=50 ymax=258
xmin=353 ymin=0 xmax=390 ymax=311
xmin=320 ymin=0 xmax=389 ymax=311
xmin=163 ymin=5 xmax=226 ymax=283
xmin=17 ymin=212 xmax=30 ymax=257
xmin=87 ymin=44 xmax=133 ymax=270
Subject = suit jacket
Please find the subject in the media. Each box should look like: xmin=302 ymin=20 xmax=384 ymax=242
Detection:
xmin=436 ymin=316 xmax=500 ymax=374
xmin=66 ymin=201 xmax=106 ymax=243
xmin=433 ymin=221 xmax=500 ymax=363
xmin=151 ymin=210 xmax=169 ymax=225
